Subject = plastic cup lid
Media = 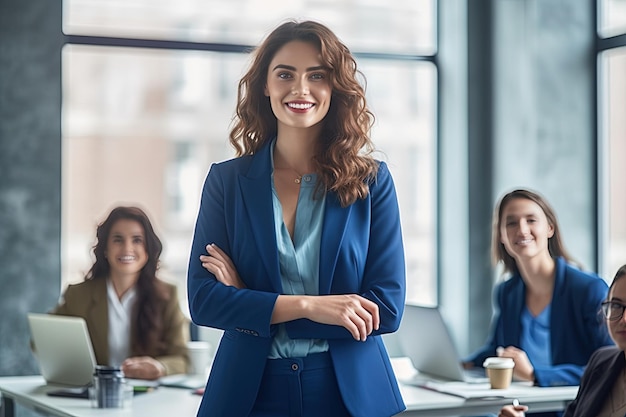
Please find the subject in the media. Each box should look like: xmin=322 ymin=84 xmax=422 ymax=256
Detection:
xmin=482 ymin=357 xmax=514 ymax=369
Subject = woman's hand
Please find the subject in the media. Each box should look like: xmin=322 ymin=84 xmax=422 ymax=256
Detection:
xmin=498 ymin=346 xmax=535 ymax=382
xmin=202 ymin=244 xmax=379 ymax=341
xmin=200 ymin=244 xmax=246 ymax=289
xmin=307 ymin=295 xmax=380 ymax=341
xmin=498 ymin=404 xmax=528 ymax=417
xmin=121 ymin=356 xmax=165 ymax=380
xmin=274 ymin=294 xmax=380 ymax=341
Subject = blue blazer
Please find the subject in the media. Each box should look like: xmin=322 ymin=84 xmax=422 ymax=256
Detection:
xmin=465 ymin=257 xmax=613 ymax=387
xmin=187 ymin=142 xmax=407 ymax=417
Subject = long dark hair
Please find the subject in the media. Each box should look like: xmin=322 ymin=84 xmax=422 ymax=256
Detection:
xmin=492 ymin=188 xmax=577 ymax=275
xmin=87 ymin=206 xmax=169 ymax=355
xmin=230 ymin=19 xmax=378 ymax=207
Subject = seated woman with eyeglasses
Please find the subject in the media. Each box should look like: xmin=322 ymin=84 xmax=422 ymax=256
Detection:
xmin=500 ymin=264 xmax=626 ymax=417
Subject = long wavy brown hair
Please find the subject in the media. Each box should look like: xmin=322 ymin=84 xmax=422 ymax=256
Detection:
xmin=230 ymin=19 xmax=378 ymax=207
xmin=86 ymin=206 xmax=170 ymax=356
xmin=491 ymin=188 xmax=578 ymax=275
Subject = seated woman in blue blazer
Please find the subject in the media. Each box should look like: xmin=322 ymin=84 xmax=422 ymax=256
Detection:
xmin=463 ymin=188 xmax=613 ymax=417
xmin=187 ymin=20 xmax=406 ymax=417
xmin=500 ymin=264 xmax=626 ymax=416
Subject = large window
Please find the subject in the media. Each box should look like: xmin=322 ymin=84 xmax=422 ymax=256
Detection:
xmin=598 ymin=1 xmax=626 ymax=279
xmin=61 ymin=0 xmax=438 ymax=313
xmin=599 ymin=0 xmax=626 ymax=38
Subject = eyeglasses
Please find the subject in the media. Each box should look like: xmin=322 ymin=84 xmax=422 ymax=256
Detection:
xmin=601 ymin=301 xmax=626 ymax=321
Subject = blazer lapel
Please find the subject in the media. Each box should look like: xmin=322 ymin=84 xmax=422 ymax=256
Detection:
xmin=504 ymin=277 xmax=525 ymax=345
xmin=86 ymin=278 xmax=109 ymax=365
xmin=238 ymin=142 xmax=351 ymax=294
xmin=319 ymin=192 xmax=350 ymax=294
xmin=239 ymin=145 xmax=282 ymax=291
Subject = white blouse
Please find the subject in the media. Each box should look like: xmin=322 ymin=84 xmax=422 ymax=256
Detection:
xmin=106 ymin=279 xmax=137 ymax=367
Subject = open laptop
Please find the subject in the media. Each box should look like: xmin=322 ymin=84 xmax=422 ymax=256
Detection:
xmin=397 ymin=304 xmax=488 ymax=384
xmin=28 ymin=312 xmax=203 ymax=392
xmin=27 ymin=313 xmax=97 ymax=387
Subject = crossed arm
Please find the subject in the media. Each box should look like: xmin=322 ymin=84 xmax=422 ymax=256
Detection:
xmin=200 ymin=243 xmax=379 ymax=342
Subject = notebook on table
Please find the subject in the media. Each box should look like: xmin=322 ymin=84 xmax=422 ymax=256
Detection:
xmin=396 ymin=304 xmax=489 ymax=384
xmin=27 ymin=313 xmax=97 ymax=387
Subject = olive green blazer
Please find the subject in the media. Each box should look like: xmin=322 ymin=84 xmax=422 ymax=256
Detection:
xmin=51 ymin=277 xmax=189 ymax=375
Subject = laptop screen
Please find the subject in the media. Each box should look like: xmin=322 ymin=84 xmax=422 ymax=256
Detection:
xmin=27 ymin=313 xmax=97 ymax=386
xmin=396 ymin=304 xmax=472 ymax=382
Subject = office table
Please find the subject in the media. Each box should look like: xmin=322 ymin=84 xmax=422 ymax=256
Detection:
xmin=392 ymin=356 xmax=577 ymax=416
xmin=0 ymin=374 xmax=577 ymax=417
xmin=397 ymin=381 xmax=577 ymax=416
xmin=0 ymin=376 xmax=200 ymax=417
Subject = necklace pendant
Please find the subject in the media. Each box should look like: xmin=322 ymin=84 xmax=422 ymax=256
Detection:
xmin=295 ymin=177 xmax=302 ymax=184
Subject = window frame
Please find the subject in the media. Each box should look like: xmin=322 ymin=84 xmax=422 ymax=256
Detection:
xmin=60 ymin=5 xmax=441 ymax=307
xmin=596 ymin=4 xmax=626 ymax=280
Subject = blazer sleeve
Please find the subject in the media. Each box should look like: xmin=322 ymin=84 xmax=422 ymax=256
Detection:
xmin=534 ymin=276 xmax=613 ymax=387
xmin=153 ymin=285 xmax=190 ymax=375
xmin=187 ymin=162 xmax=279 ymax=339
xmin=284 ymin=161 xmax=406 ymax=340
xmin=49 ymin=281 xmax=111 ymax=366
xmin=50 ymin=283 xmax=87 ymax=316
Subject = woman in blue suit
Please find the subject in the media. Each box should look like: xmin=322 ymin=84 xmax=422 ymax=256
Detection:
xmin=187 ymin=20 xmax=406 ymax=417
xmin=463 ymin=188 xmax=613 ymax=417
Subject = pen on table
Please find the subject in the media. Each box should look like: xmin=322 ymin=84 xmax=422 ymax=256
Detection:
xmin=133 ymin=386 xmax=155 ymax=394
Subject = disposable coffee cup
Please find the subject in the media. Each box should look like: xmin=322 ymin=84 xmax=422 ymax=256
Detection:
xmin=482 ymin=357 xmax=514 ymax=389
xmin=187 ymin=341 xmax=212 ymax=376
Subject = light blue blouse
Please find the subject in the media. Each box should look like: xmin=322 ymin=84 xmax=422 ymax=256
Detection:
xmin=520 ymin=304 xmax=552 ymax=369
xmin=267 ymin=141 xmax=329 ymax=359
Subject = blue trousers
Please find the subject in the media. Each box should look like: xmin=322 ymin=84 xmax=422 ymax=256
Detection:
xmin=249 ymin=352 xmax=351 ymax=417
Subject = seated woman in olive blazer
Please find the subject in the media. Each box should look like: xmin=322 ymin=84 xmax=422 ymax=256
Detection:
xmin=52 ymin=206 xmax=189 ymax=380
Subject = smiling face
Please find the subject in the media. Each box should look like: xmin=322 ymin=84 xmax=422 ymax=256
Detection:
xmin=607 ymin=276 xmax=626 ymax=350
xmin=105 ymin=218 xmax=149 ymax=280
xmin=264 ymin=40 xmax=332 ymax=132
xmin=499 ymin=197 xmax=555 ymax=262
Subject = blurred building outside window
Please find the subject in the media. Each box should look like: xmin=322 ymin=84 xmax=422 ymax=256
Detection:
xmin=61 ymin=0 xmax=438 ymax=315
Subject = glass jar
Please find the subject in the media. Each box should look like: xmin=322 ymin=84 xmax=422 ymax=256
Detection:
xmin=90 ymin=365 xmax=131 ymax=408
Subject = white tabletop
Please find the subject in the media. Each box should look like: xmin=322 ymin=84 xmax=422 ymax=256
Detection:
xmin=0 ymin=376 xmax=201 ymax=417
xmin=392 ymin=357 xmax=578 ymax=415
xmin=0 ymin=363 xmax=578 ymax=417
